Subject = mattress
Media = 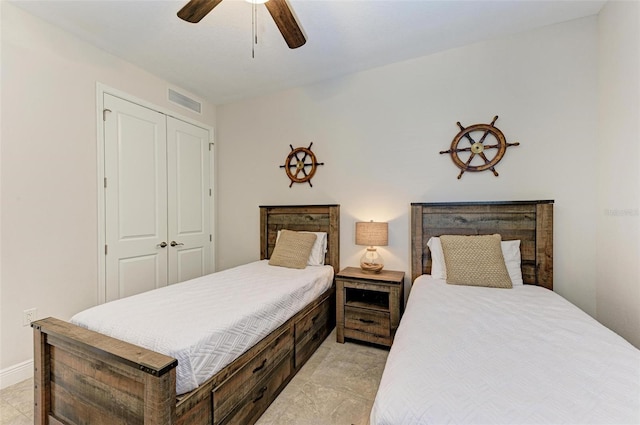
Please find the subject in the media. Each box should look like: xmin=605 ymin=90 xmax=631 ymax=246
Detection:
xmin=370 ymin=275 xmax=640 ymax=425
xmin=72 ymin=260 xmax=334 ymax=395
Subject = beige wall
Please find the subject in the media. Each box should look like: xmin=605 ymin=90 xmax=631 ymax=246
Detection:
xmin=217 ymin=18 xmax=600 ymax=317
xmin=596 ymin=0 xmax=640 ymax=347
xmin=0 ymin=2 xmax=216 ymax=385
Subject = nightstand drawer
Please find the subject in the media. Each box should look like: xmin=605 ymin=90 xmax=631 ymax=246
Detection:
xmin=344 ymin=306 xmax=390 ymax=337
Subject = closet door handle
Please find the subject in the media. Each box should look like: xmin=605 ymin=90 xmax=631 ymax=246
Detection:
xmin=170 ymin=241 xmax=184 ymax=247
xmin=157 ymin=242 xmax=167 ymax=248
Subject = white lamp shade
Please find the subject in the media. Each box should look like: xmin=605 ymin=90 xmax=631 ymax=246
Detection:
xmin=355 ymin=221 xmax=388 ymax=247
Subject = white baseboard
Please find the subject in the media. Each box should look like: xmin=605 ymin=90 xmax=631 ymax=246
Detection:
xmin=0 ymin=359 xmax=33 ymax=390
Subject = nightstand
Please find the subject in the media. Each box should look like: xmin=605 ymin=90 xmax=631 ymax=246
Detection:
xmin=336 ymin=267 xmax=405 ymax=347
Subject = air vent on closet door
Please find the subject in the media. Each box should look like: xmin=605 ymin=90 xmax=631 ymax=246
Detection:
xmin=168 ymin=88 xmax=202 ymax=114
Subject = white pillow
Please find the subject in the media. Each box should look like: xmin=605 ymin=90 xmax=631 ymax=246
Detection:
xmin=427 ymin=237 xmax=523 ymax=286
xmin=277 ymin=230 xmax=327 ymax=266
xmin=501 ymin=239 xmax=523 ymax=286
xmin=427 ymin=237 xmax=447 ymax=280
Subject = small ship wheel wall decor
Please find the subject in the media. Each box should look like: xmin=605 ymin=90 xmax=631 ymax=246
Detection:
xmin=440 ymin=115 xmax=520 ymax=179
xmin=280 ymin=143 xmax=324 ymax=187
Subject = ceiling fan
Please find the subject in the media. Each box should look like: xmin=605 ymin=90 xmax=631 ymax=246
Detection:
xmin=177 ymin=0 xmax=306 ymax=49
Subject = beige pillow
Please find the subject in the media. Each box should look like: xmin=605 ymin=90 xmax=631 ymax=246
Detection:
xmin=440 ymin=234 xmax=512 ymax=289
xmin=268 ymin=230 xmax=317 ymax=269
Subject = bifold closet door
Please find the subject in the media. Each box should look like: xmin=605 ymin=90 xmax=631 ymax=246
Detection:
xmin=104 ymin=94 xmax=212 ymax=302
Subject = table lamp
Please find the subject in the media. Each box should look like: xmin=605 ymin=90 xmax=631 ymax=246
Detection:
xmin=355 ymin=221 xmax=388 ymax=273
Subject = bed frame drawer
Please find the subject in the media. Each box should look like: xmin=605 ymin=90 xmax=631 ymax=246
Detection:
xmin=294 ymin=291 xmax=335 ymax=368
xmin=216 ymin=355 xmax=291 ymax=425
xmin=212 ymin=327 xmax=293 ymax=424
xmin=344 ymin=306 xmax=390 ymax=337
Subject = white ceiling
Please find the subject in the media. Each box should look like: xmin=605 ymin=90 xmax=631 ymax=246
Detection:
xmin=12 ymin=0 xmax=605 ymax=105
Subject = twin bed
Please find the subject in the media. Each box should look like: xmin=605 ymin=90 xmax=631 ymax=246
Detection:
xmin=370 ymin=201 xmax=640 ymax=424
xmin=33 ymin=201 xmax=640 ymax=425
xmin=33 ymin=204 xmax=339 ymax=425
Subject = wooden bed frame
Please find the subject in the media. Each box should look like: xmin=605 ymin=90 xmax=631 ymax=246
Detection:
xmin=32 ymin=204 xmax=340 ymax=425
xmin=411 ymin=200 xmax=553 ymax=289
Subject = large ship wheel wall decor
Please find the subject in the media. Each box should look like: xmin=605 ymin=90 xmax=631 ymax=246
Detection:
xmin=280 ymin=142 xmax=324 ymax=187
xmin=440 ymin=115 xmax=520 ymax=179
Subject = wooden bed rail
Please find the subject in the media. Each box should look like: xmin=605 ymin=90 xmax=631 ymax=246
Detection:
xmin=32 ymin=317 xmax=178 ymax=425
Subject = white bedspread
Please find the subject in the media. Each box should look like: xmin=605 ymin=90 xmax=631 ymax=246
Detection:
xmin=370 ymin=275 xmax=640 ymax=425
xmin=72 ymin=260 xmax=333 ymax=395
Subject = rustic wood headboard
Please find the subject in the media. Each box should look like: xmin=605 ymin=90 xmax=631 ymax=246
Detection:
xmin=411 ymin=200 xmax=553 ymax=289
xmin=259 ymin=204 xmax=340 ymax=275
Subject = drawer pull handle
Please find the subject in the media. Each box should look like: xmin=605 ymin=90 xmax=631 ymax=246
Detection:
xmin=359 ymin=318 xmax=375 ymax=324
xmin=311 ymin=332 xmax=319 ymax=341
xmin=311 ymin=314 xmax=319 ymax=324
xmin=252 ymin=359 xmax=267 ymax=374
xmin=253 ymin=386 xmax=268 ymax=403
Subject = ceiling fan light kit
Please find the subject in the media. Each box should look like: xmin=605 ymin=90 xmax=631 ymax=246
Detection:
xmin=178 ymin=0 xmax=306 ymax=49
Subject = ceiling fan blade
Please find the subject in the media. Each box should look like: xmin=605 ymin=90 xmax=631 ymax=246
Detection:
xmin=177 ymin=0 xmax=224 ymax=23
xmin=264 ymin=0 xmax=306 ymax=49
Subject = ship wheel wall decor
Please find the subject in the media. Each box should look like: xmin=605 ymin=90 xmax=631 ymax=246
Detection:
xmin=280 ymin=143 xmax=324 ymax=187
xmin=440 ymin=115 xmax=520 ymax=179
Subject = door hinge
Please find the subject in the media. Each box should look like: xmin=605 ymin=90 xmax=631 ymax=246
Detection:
xmin=210 ymin=234 xmax=212 ymax=242
xmin=103 ymin=108 xmax=112 ymax=122
xmin=209 ymin=142 xmax=214 ymax=151
xmin=104 ymin=177 xmax=107 ymax=188
xmin=209 ymin=188 xmax=212 ymax=196
xmin=105 ymin=244 xmax=108 ymax=255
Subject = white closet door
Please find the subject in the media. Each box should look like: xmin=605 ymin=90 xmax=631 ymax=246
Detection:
xmin=104 ymin=94 xmax=168 ymax=301
xmin=167 ymin=117 xmax=211 ymax=284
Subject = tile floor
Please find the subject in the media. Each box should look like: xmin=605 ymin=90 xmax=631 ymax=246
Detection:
xmin=0 ymin=330 xmax=389 ymax=425
xmin=0 ymin=379 xmax=31 ymax=425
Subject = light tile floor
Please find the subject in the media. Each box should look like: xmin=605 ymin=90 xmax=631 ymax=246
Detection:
xmin=0 ymin=330 xmax=389 ymax=425
xmin=0 ymin=379 xmax=32 ymax=425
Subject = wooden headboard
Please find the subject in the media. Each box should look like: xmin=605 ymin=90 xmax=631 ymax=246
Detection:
xmin=259 ymin=204 xmax=340 ymax=275
xmin=411 ymin=200 xmax=553 ymax=290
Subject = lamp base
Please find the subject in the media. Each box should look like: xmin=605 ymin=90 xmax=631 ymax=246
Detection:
xmin=360 ymin=247 xmax=384 ymax=273
xmin=360 ymin=262 xmax=384 ymax=273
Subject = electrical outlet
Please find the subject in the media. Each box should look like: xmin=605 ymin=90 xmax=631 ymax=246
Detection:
xmin=23 ymin=308 xmax=37 ymax=326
